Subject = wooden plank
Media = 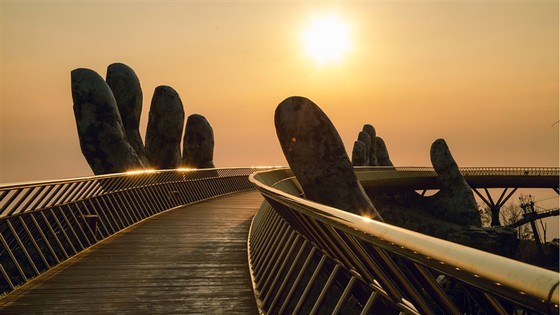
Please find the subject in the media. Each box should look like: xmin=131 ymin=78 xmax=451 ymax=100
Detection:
xmin=0 ymin=192 xmax=263 ymax=314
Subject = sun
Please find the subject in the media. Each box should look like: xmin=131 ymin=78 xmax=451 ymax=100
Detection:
xmin=303 ymin=16 xmax=351 ymax=64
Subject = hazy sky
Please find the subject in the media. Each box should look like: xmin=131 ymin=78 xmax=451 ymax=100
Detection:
xmin=1 ymin=1 xmax=558 ymax=185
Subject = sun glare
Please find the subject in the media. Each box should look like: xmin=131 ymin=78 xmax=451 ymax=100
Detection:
xmin=303 ymin=16 xmax=351 ymax=64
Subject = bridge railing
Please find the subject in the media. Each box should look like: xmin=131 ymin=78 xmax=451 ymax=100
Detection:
xmin=0 ymin=167 xmax=272 ymax=296
xmin=248 ymin=168 xmax=559 ymax=314
xmin=354 ymin=166 xmax=560 ymax=176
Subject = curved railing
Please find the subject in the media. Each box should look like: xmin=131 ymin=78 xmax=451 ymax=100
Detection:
xmin=248 ymin=168 xmax=559 ymax=314
xmin=357 ymin=166 xmax=560 ymax=176
xmin=354 ymin=166 xmax=560 ymax=192
xmin=0 ymin=167 xmax=275 ymax=296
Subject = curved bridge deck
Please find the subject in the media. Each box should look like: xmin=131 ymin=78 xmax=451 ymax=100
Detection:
xmin=0 ymin=192 xmax=262 ymax=314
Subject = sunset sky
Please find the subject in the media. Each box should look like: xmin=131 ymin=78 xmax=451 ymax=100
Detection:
xmin=1 ymin=1 xmax=558 ymax=185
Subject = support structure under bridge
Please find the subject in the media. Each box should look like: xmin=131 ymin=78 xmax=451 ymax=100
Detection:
xmin=0 ymin=167 xmax=558 ymax=314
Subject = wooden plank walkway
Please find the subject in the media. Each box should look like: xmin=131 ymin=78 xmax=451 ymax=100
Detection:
xmin=0 ymin=192 xmax=263 ymax=314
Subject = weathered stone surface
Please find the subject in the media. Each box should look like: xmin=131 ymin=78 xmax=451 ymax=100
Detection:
xmin=145 ymin=86 xmax=185 ymax=169
xmin=182 ymin=114 xmax=215 ymax=168
xmin=428 ymin=139 xmax=481 ymax=227
xmin=374 ymin=136 xmax=393 ymax=166
xmin=371 ymin=194 xmax=516 ymax=257
xmin=374 ymin=140 xmax=480 ymax=228
xmin=106 ymin=63 xmax=149 ymax=166
xmin=357 ymin=131 xmax=371 ymax=165
xmin=71 ymin=68 xmax=144 ymax=175
xmin=371 ymin=196 xmax=463 ymax=239
xmin=351 ymin=140 xmax=367 ymax=166
xmin=275 ymin=96 xmax=382 ymax=220
xmin=365 ymin=139 xmax=479 ymax=228
xmin=448 ymin=226 xmax=517 ymax=257
xmin=362 ymin=124 xmax=378 ymax=166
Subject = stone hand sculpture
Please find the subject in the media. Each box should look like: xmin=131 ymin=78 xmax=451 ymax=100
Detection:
xmin=374 ymin=136 xmax=393 ymax=167
xmin=351 ymin=140 xmax=368 ymax=166
xmin=426 ymin=139 xmax=481 ymax=227
xmin=106 ymin=63 xmax=149 ymax=165
xmin=352 ymin=131 xmax=371 ymax=166
xmin=71 ymin=68 xmax=144 ymax=175
xmin=275 ymin=96 xmax=382 ymax=220
xmin=362 ymin=124 xmax=378 ymax=166
xmin=72 ymin=63 xmax=215 ymax=175
xmin=352 ymin=124 xmax=393 ymax=167
xmin=182 ymin=114 xmax=215 ymax=168
xmin=145 ymin=86 xmax=185 ymax=169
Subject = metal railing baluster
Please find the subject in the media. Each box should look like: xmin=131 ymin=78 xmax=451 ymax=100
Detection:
xmin=359 ymin=291 xmax=379 ymax=315
xmin=61 ymin=181 xmax=86 ymax=205
xmin=88 ymin=181 xmax=105 ymax=198
xmin=260 ymin=233 xmax=299 ymax=297
xmin=252 ymin=210 xmax=281 ymax=259
xmin=134 ymin=188 xmax=155 ymax=216
xmin=108 ymin=193 xmax=133 ymax=226
xmin=331 ymin=230 xmax=375 ymax=285
xmin=153 ymin=183 xmax=168 ymax=211
xmin=0 ymin=264 xmax=15 ymax=291
xmin=96 ymin=197 xmax=123 ymax=231
xmin=345 ymin=236 xmax=402 ymax=300
xmin=8 ymin=188 xmax=34 ymax=216
xmin=2 ymin=189 xmax=23 ymax=216
xmin=83 ymin=199 xmax=111 ymax=237
xmin=39 ymin=211 xmax=69 ymax=259
xmin=40 ymin=185 xmax=64 ymax=209
xmin=332 ymin=275 xmax=357 ymax=315
xmin=122 ymin=192 xmax=142 ymax=222
xmin=365 ymin=245 xmax=431 ymax=313
xmin=19 ymin=186 xmax=45 ymax=213
xmin=18 ymin=216 xmax=50 ymax=269
xmin=147 ymin=185 xmax=165 ymax=213
xmin=0 ymin=191 xmax=10 ymax=203
xmin=252 ymin=214 xmax=284 ymax=269
xmin=56 ymin=206 xmax=85 ymax=251
xmin=309 ymin=264 xmax=340 ymax=315
xmin=121 ymin=191 xmax=141 ymax=222
xmin=29 ymin=213 xmax=60 ymax=264
xmin=73 ymin=181 xmax=95 ymax=202
xmin=267 ymin=240 xmax=309 ymax=311
xmin=402 ymin=260 xmax=461 ymax=314
xmin=5 ymin=219 xmax=39 ymax=276
xmin=463 ymin=284 xmax=509 ymax=314
xmin=250 ymin=206 xmax=274 ymax=251
xmin=292 ymin=254 xmax=327 ymax=314
xmin=0 ymin=232 xmax=28 ymax=283
xmin=28 ymin=185 xmax=54 ymax=211
xmin=51 ymin=183 xmax=75 ymax=206
xmin=278 ymin=247 xmax=317 ymax=314
xmin=48 ymin=208 xmax=77 ymax=255
xmin=139 ymin=186 xmax=157 ymax=214
xmin=65 ymin=204 xmax=93 ymax=247
xmin=255 ymin=222 xmax=289 ymax=281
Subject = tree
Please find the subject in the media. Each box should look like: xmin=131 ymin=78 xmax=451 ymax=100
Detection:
xmin=478 ymin=199 xmax=533 ymax=240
